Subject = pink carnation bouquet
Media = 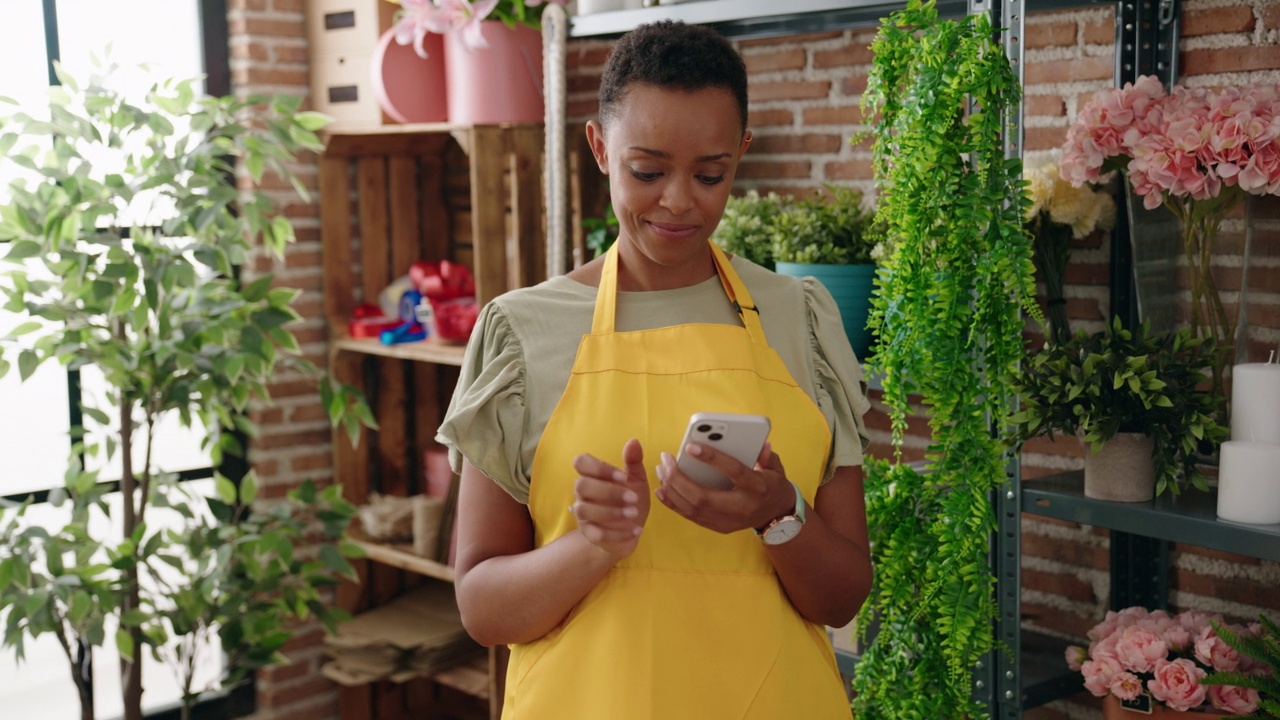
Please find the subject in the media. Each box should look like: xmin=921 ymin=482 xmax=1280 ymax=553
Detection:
xmin=1067 ymin=606 xmax=1265 ymax=714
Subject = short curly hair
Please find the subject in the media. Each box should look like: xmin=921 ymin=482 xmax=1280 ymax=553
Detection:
xmin=598 ymin=20 xmax=748 ymax=133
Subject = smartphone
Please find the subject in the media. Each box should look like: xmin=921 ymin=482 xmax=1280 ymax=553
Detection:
xmin=675 ymin=412 xmax=771 ymax=490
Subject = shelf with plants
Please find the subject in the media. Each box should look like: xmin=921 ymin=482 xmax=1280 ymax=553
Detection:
xmin=1023 ymin=471 xmax=1280 ymax=562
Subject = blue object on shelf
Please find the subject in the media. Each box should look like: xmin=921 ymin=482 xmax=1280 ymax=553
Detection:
xmin=380 ymin=321 xmax=427 ymax=345
xmin=399 ymin=290 xmax=424 ymax=322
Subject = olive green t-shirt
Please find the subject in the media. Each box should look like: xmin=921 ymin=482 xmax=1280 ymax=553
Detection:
xmin=436 ymin=256 xmax=872 ymax=503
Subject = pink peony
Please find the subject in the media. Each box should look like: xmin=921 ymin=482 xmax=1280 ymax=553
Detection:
xmin=1162 ymin=624 xmax=1193 ymax=653
xmin=1208 ymin=684 xmax=1260 ymax=715
xmin=1195 ymin=625 xmax=1243 ymax=671
xmin=1116 ymin=625 xmax=1169 ymax=673
xmin=1109 ymin=672 xmax=1145 ymax=701
xmin=1082 ymin=654 xmax=1125 ymax=697
xmin=1148 ymin=658 xmax=1208 ymax=712
xmin=1065 ymin=645 xmax=1088 ymax=673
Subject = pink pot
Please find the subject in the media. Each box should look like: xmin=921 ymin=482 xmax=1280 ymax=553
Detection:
xmin=371 ymin=29 xmax=448 ymax=124
xmin=1103 ymin=695 xmax=1230 ymax=719
xmin=444 ymin=22 xmax=544 ymax=125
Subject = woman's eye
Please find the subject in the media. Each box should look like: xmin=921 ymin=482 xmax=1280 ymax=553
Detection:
xmin=630 ymin=170 xmax=661 ymax=182
xmin=698 ymin=175 xmax=726 ymax=186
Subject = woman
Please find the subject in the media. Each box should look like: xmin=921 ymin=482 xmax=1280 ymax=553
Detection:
xmin=437 ymin=20 xmax=872 ymax=718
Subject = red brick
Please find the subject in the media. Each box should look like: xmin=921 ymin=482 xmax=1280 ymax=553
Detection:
xmin=1267 ymin=3 xmax=1280 ymax=31
xmin=812 ymin=44 xmax=874 ymax=69
xmin=568 ymin=44 xmax=613 ymax=68
xmin=803 ymin=105 xmax=863 ymax=126
xmin=229 ymin=0 xmax=268 ymax=10
xmin=241 ymin=67 xmax=310 ymax=87
xmin=750 ymin=133 xmax=844 ymax=154
xmin=1025 ymin=54 xmax=1115 ymax=84
xmin=736 ymin=159 xmax=812 ymax=180
xmin=273 ymin=0 xmax=306 ymax=12
xmin=569 ymin=74 xmax=601 ymax=93
xmin=291 ymin=451 xmax=335 ymax=472
xmin=275 ymin=44 xmax=311 ymax=64
xmin=1026 ymin=20 xmax=1077 ymax=49
xmin=1183 ymin=46 xmax=1280 ymax=76
xmin=840 ymin=76 xmax=869 ymax=99
xmin=1083 ymin=15 xmax=1117 ymax=45
xmin=229 ymin=16 xmax=307 ymax=39
xmin=1022 ymin=532 xmax=1109 ymax=567
xmin=1026 ymin=125 xmax=1069 ymax=152
xmin=291 ymin=403 xmax=333 ymax=424
xmin=744 ymin=48 xmax=807 ymax=74
xmin=567 ymin=97 xmax=599 ymax=119
xmin=1023 ymin=568 xmax=1098 ymax=603
xmin=738 ymin=31 xmax=842 ymax=49
xmin=1026 ymin=94 xmax=1066 ymax=117
xmin=750 ymin=80 xmax=832 ymax=102
xmin=748 ymin=108 xmax=794 ymax=127
xmin=254 ymin=428 xmax=333 ymax=450
xmin=267 ymin=380 xmax=325 ymax=399
xmin=251 ymin=407 xmax=286 ymax=425
xmin=1021 ymin=602 xmax=1097 ymax=638
xmin=260 ymin=658 xmax=314 ymax=684
xmin=1182 ymin=6 xmax=1255 ymax=36
xmin=232 ymin=41 xmax=270 ymax=62
xmin=824 ymin=158 xmax=873 ymax=181
xmin=1173 ymin=569 xmax=1280 ymax=612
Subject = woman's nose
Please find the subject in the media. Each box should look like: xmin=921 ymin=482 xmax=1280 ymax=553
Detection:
xmin=658 ymin=177 xmax=695 ymax=215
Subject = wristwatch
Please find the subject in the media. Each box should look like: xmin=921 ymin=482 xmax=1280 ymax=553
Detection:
xmin=755 ymin=481 xmax=806 ymax=545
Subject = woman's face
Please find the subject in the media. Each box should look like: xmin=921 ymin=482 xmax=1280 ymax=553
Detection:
xmin=588 ymin=83 xmax=750 ymax=286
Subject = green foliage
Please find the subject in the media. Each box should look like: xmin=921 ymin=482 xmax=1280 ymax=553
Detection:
xmin=583 ymin=203 xmax=619 ymax=258
xmin=711 ymin=186 xmax=878 ymax=267
xmin=1009 ymin=317 xmax=1227 ymax=496
xmin=711 ymin=190 xmax=792 ymax=267
xmin=1202 ymin=616 xmax=1280 ymax=718
xmin=0 ymin=64 xmax=374 ymax=720
xmin=852 ymin=0 xmax=1038 ymax=717
xmin=770 ymin=185 xmax=877 ymax=265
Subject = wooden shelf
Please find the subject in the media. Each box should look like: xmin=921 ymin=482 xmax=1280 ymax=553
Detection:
xmin=333 ymin=335 xmax=467 ymax=366
xmin=433 ymin=654 xmax=491 ymax=701
xmin=348 ymin=529 xmax=456 ymax=583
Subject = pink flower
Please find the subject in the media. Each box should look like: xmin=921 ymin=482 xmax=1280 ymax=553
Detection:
xmin=1116 ymin=625 xmax=1168 ymax=673
xmin=393 ymin=0 xmax=443 ymax=58
xmin=1162 ymin=624 xmax=1192 ymax=653
xmin=1109 ymin=672 xmax=1145 ymax=701
xmin=1065 ymin=645 xmax=1088 ymax=672
xmin=1179 ymin=611 xmax=1221 ymax=635
xmin=430 ymin=0 xmax=501 ymax=49
xmin=1082 ymin=654 xmax=1125 ymax=697
xmin=1148 ymin=658 xmax=1208 ymax=712
xmin=1195 ymin=625 xmax=1243 ymax=671
xmin=1208 ymin=685 xmax=1260 ymax=715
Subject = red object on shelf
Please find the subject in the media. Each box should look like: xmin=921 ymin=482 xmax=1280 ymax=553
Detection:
xmin=348 ymin=315 xmax=404 ymax=338
xmin=408 ymin=259 xmax=476 ymax=301
xmin=431 ymin=296 xmax=479 ymax=344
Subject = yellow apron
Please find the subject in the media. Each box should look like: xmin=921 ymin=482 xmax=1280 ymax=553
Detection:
xmin=509 ymin=242 xmax=851 ymax=719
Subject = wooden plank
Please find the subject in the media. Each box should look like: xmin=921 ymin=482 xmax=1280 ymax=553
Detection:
xmin=333 ymin=336 xmax=467 ymax=366
xmin=339 ymin=684 xmax=374 ymax=720
xmin=509 ymin=126 xmax=545 ymax=288
xmin=347 ymin=533 xmax=456 ymax=582
xmin=325 ymin=131 xmax=451 ymax=159
xmin=468 ymin=127 xmax=510 ymax=308
xmin=414 ymin=362 xmax=441 ymax=493
xmin=389 ymin=155 xmax=422 ymax=279
xmin=320 ymin=156 xmax=355 ymax=333
xmin=357 ymin=157 xmax=392 ymax=302
xmin=419 ymin=154 xmax=449 ymax=262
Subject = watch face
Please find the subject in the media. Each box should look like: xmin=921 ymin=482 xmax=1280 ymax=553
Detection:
xmin=764 ymin=517 xmax=802 ymax=545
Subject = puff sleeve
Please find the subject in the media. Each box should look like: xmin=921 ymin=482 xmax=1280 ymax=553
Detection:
xmin=435 ymin=301 xmax=532 ymax=503
xmin=803 ymin=277 xmax=873 ymax=479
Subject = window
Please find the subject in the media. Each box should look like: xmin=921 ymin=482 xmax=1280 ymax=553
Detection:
xmin=0 ymin=2 xmax=239 ymax=717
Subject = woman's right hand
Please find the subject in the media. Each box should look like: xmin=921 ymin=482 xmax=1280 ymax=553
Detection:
xmin=571 ymin=438 xmax=650 ymax=558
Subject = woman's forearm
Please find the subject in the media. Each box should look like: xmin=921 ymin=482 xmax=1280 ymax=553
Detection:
xmin=456 ymin=529 xmax=619 ymax=646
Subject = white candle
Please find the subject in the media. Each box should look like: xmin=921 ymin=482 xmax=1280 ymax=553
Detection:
xmin=1231 ymin=361 xmax=1280 ymax=444
xmin=1217 ymin=441 xmax=1280 ymax=525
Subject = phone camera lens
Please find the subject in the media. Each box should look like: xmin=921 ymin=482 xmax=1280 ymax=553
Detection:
xmin=696 ymin=424 xmax=712 ymax=433
xmin=708 ymin=432 xmax=723 ymax=441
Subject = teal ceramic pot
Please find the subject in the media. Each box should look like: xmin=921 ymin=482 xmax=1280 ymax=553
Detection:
xmin=774 ymin=262 xmax=876 ymax=360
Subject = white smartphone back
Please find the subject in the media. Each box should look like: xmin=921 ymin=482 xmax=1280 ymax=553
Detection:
xmin=675 ymin=412 xmax=771 ymax=490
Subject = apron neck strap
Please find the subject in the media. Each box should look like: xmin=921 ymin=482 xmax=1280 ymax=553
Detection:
xmin=591 ymin=241 xmax=768 ymax=344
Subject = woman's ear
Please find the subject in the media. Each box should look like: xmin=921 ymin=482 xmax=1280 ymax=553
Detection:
xmin=586 ymin=120 xmax=609 ymax=174
xmin=739 ymin=130 xmax=753 ymax=159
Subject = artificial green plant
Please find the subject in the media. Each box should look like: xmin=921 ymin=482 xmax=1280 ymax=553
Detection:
xmin=1203 ymin=615 xmax=1280 ymax=717
xmin=0 ymin=66 xmax=372 ymax=720
xmin=851 ymin=0 xmax=1038 ymax=717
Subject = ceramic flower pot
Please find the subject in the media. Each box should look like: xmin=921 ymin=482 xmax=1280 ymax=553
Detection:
xmin=444 ymin=22 xmax=544 ymax=125
xmin=774 ymin=262 xmax=877 ymax=360
xmin=1103 ymin=694 xmax=1229 ymax=719
xmin=371 ymin=29 xmax=448 ymax=124
xmin=1083 ymin=431 xmax=1156 ymax=502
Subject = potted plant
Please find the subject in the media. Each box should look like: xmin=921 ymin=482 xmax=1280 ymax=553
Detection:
xmin=711 ymin=189 xmax=793 ymax=269
xmin=1010 ymin=317 xmax=1227 ymax=500
xmin=1066 ymin=606 xmax=1267 ymax=717
xmin=0 ymin=67 xmax=372 ymax=720
xmin=1203 ymin=614 xmax=1280 ymax=717
xmin=850 ymin=0 xmax=1037 ymax=716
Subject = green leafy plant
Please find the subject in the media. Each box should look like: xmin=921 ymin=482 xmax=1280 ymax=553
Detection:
xmin=851 ymin=0 xmax=1038 ymax=717
xmin=0 ymin=65 xmax=373 ymax=720
xmin=1203 ymin=615 xmax=1280 ymax=717
xmin=1009 ymin=317 xmax=1227 ymax=496
xmin=711 ymin=189 xmax=792 ymax=267
xmin=770 ymin=185 xmax=877 ymax=265
xmin=583 ymin=202 xmax=619 ymax=258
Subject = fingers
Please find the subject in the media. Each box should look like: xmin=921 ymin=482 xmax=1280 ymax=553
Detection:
xmin=570 ymin=440 xmax=649 ymax=556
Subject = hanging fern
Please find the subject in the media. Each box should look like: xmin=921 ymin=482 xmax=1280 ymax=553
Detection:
xmin=851 ymin=1 xmax=1039 ymax=718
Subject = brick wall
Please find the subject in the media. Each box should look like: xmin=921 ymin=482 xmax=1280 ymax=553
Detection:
xmin=226 ymin=1 xmax=1279 ymax=718
xmin=228 ymin=1 xmax=341 ymax=719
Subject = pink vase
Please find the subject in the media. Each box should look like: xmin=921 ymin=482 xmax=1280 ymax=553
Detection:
xmin=371 ymin=29 xmax=448 ymax=124
xmin=443 ymin=22 xmax=544 ymax=125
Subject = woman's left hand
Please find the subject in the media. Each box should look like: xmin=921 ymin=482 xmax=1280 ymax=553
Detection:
xmin=654 ymin=441 xmax=797 ymax=534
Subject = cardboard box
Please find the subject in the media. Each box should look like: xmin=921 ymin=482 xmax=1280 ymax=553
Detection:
xmin=311 ymin=49 xmax=381 ymax=129
xmin=306 ymin=0 xmax=386 ymax=56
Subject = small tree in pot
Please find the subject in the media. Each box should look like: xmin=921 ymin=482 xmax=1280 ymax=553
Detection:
xmin=0 ymin=66 xmax=372 ymax=720
xmin=1010 ymin=317 xmax=1227 ymax=500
